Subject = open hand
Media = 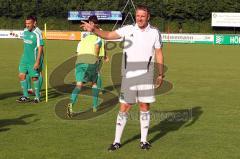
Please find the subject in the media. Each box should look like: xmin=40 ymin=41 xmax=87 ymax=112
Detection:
xmin=155 ymin=75 xmax=164 ymax=88
xmin=80 ymin=21 xmax=94 ymax=32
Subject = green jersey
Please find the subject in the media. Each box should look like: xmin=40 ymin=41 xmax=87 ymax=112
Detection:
xmin=21 ymin=27 xmax=44 ymax=64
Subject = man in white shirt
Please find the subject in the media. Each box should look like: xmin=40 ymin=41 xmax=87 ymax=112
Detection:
xmin=81 ymin=5 xmax=164 ymax=151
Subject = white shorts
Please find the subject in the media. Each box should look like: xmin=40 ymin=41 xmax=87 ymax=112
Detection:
xmin=119 ymin=70 xmax=155 ymax=104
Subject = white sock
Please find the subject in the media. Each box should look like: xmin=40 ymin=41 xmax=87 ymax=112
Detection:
xmin=140 ymin=111 xmax=150 ymax=143
xmin=113 ymin=111 xmax=128 ymax=144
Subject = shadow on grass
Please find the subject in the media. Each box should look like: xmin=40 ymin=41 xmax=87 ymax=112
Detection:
xmin=0 ymin=88 xmax=63 ymax=101
xmin=0 ymin=91 xmax=22 ymax=100
xmin=55 ymin=86 xmax=119 ymax=120
xmin=0 ymin=114 xmax=40 ymax=132
xmin=102 ymin=83 xmax=121 ymax=93
xmin=122 ymin=106 xmax=203 ymax=146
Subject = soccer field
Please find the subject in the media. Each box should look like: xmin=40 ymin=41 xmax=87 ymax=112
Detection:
xmin=0 ymin=39 xmax=240 ymax=159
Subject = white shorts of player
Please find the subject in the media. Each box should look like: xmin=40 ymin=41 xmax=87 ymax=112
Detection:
xmin=119 ymin=70 xmax=156 ymax=104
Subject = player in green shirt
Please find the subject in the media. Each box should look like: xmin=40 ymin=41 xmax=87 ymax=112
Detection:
xmin=66 ymin=16 xmax=102 ymax=117
xmin=26 ymin=17 xmax=44 ymax=95
xmin=16 ymin=15 xmax=44 ymax=103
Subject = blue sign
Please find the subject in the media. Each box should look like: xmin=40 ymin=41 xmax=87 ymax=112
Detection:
xmin=68 ymin=11 xmax=122 ymax=21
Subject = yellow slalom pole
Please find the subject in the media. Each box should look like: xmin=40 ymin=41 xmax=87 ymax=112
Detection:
xmin=44 ymin=23 xmax=48 ymax=102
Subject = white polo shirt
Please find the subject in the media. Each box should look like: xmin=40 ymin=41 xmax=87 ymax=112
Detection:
xmin=116 ymin=23 xmax=162 ymax=62
xmin=116 ymin=23 xmax=162 ymax=78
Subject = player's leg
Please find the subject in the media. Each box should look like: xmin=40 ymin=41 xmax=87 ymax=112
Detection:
xmin=137 ymin=82 xmax=155 ymax=150
xmin=70 ymin=82 xmax=83 ymax=105
xmin=114 ymin=103 xmax=131 ymax=143
xmin=19 ymin=73 xmax=28 ymax=96
xmin=28 ymin=65 xmax=41 ymax=103
xmin=108 ymin=77 xmax=136 ymax=151
xmin=97 ymin=72 xmax=102 ymax=91
xmin=91 ymin=83 xmax=99 ymax=112
xmin=108 ymin=103 xmax=132 ymax=152
xmin=17 ymin=63 xmax=30 ymax=102
xmin=71 ymin=64 xmax=85 ymax=105
xmin=26 ymin=73 xmax=34 ymax=94
xmin=139 ymin=103 xmax=152 ymax=150
xmin=91 ymin=64 xmax=100 ymax=112
xmin=17 ymin=73 xmax=31 ymax=102
xmin=67 ymin=64 xmax=85 ymax=117
xmin=67 ymin=82 xmax=83 ymax=118
xmin=32 ymin=76 xmax=40 ymax=103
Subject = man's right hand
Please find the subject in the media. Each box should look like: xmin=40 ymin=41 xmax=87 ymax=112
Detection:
xmin=80 ymin=21 xmax=94 ymax=32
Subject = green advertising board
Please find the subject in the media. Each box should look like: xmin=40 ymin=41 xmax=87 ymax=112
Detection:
xmin=214 ymin=35 xmax=240 ymax=45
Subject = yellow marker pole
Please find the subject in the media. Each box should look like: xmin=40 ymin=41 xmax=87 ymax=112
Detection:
xmin=44 ymin=23 xmax=48 ymax=102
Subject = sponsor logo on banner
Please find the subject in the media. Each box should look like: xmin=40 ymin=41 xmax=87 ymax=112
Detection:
xmin=214 ymin=34 xmax=240 ymax=45
xmin=0 ymin=30 xmax=23 ymax=39
xmin=68 ymin=11 xmax=122 ymax=21
xmin=230 ymin=36 xmax=240 ymax=44
xmin=43 ymin=31 xmax=81 ymax=40
xmin=215 ymin=35 xmax=224 ymax=44
xmin=161 ymin=33 xmax=214 ymax=44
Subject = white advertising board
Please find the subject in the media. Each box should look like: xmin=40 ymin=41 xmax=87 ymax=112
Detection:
xmin=161 ymin=33 xmax=214 ymax=44
xmin=212 ymin=12 xmax=240 ymax=27
xmin=0 ymin=30 xmax=23 ymax=39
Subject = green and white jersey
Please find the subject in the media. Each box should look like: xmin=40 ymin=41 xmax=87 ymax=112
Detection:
xmin=35 ymin=27 xmax=42 ymax=37
xmin=35 ymin=27 xmax=44 ymax=63
xmin=21 ymin=27 xmax=44 ymax=64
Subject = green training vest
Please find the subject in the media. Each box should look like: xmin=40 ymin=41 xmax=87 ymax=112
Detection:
xmin=76 ymin=34 xmax=99 ymax=64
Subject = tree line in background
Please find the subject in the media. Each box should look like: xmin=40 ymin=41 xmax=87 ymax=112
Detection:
xmin=0 ymin=0 xmax=239 ymax=33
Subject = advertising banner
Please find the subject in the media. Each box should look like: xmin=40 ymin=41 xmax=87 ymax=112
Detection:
xmin=1 ymin=29 xmax=239 ymax=45
xmin=68 ymin=11 xmax=122 ymax=21
xmin=212 ymin=12 xmax=240 ymax=27
xmin=161 ymin=33 xmax=214 ymax=44
xmin=42 ymin=31 xmax=81 ymax=40
xmin=214 ymin=34 xmax=240 ymax=45
xmin=0 ymin=30 xmax=23 ymax=39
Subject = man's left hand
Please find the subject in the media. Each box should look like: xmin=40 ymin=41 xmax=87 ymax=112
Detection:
xmin=155 ymin=75 xmax=164 ymax=88
xmin=34 ymin=62 xmax=40 ymax=70
xmin=104 ymin=55 xmax=109 ymax=62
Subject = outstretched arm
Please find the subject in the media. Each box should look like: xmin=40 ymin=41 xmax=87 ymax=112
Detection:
xmin=81 ymin=21 xmax=121 ymax=40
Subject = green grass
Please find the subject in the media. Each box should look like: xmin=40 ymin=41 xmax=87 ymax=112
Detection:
xmin=0 ymin=39 xmax=240 ymax=159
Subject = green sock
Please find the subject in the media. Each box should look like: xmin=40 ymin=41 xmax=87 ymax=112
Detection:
xmin=71 ymin=87 xmax=81 ymax=105
xmin=33 ymin=80 xmax=40 ymax=99
xmin=26 ymin=74 xmax=32 ymax=90
xmin=39 ymin=74 xmax=43 ymax=90
xmin=20 ymin=80 xmax=29 ymax=97
xmin=97 ymin=73 xmax=102 ymax=90
xmin=92 ymin=86 xmax=99 ymax=109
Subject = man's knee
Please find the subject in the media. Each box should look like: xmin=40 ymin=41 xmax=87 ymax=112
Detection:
xmin=120 ymin=103 xmax=132 ymax=112
xmin=92 ymin=83 xmax=97 ymax=88
xmin=19 ymin=73 xmax=26 ymax=81
xmin=139 ymin=103 xmax=150 ymax=112
xmin=76 ymin=82 xmax=83 ymax=88
xmin=32 ymin=77 xmax=38 ymax=81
